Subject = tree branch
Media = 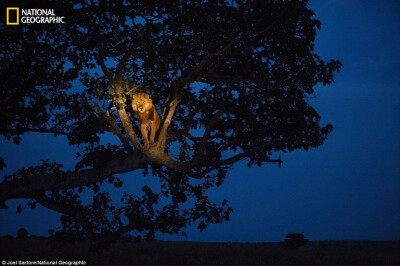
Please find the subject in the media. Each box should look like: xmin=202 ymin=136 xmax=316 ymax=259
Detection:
xmin=167 ymin=104 xmax=205 ymax=139
xmin=96 ymin=50 xmax=114 ymax=87
xmin=211 ymin=140 xmax=284 ymax=167
xmin=34 ymin=191 xmax=163 ymax=242
xmin=212 ymin=152 xmax=282 ymax=167
xmin=96 ymin=49 xmax=143 ymax=151
xmin=156 ymin=40 xmax=234 ymax=148
xmin=5 ymin=127 xmax=69 ymax=137
xmin=156 ymin=89 xmax=181 ymax=150
xmin=0 ymin=153 xmax=146 ymax=209
xmin=104 ymin=111 xmax=133 ymax=154
xmin=115 ymin=52 xmax=133 ymax=83
xmin=193 ymin=109 xmax=224 ymax=163
xmin=117 ymin=109 xmax=143 ymax=151
xmin=33 ymin=192 xmax=95 ymax=238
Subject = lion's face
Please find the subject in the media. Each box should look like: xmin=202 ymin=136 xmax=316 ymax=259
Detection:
xmin=132 ymin=93 xmax=153 ymax=113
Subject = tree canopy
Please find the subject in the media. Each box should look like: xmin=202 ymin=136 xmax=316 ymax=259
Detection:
xmin=0 ymin=0 xmax=341 ymax=243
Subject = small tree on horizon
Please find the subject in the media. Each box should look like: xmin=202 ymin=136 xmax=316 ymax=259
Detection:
xmin=17 ymin=228 xmax=29 ymax=239
xmin=0 ymin=0 xmax=341 ymax=243
xmin=283 ymin=233 xmax=309 ymax=248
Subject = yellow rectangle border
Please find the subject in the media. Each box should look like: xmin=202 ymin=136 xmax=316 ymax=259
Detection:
xmin=7 ymin=7 xmax=19 ymax=25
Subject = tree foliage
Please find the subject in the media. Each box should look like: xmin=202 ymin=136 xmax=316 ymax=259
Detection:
xmin=0 ymin=0 xmax=341 ymax=243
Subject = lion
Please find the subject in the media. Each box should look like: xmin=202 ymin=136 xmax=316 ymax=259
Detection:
xmin=131 ymin=92 xmax=161 ymax=147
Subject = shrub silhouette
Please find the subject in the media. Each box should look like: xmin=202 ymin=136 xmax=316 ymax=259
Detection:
xmin=17 ymin=228 xmax=29 ymax=239
xmin=283 ymin=233 xmax=309 ymax=248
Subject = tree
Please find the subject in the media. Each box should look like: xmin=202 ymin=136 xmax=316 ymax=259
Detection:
xmin=283 ymin=233 xmax=309 ymax=248
xmin=17 ymin=228 xmax=29 ymax=239
xmin=0 ymin=0 xmax=341 ymax=243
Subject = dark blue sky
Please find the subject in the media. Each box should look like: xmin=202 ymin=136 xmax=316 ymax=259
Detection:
xmin=1 ymin=0 xmax=399 ymax=242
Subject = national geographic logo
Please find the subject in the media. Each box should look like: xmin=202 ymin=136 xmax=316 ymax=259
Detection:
xmin=6 ymin=7 xmax=19 ymax=25
xmin=6 ymin=7 xmax=65 ymax=25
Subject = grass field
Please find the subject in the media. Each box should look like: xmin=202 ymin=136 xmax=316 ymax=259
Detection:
xmin=0 ymin=237 xmax=399 ymax=266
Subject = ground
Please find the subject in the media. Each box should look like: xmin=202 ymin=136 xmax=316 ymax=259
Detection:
xmin=0 ymin=237 xmax=399 ymax=266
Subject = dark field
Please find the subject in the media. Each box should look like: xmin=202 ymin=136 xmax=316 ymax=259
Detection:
xmin=0 ymin=237 xmax=399 ymax=266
